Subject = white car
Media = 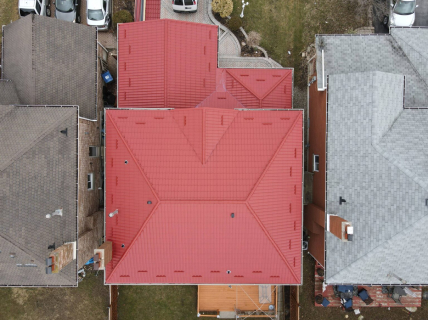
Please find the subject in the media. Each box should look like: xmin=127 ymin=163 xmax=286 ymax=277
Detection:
xmin=389 ymin=0 xmax=419 ymax=27
xmin=87 ymin=0 xmax=110 ymax=31
xmin=172 ymin=0 xmax=197 ymax=13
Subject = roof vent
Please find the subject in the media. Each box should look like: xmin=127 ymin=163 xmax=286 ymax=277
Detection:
xmin=48 ymin=243 xmax=56 ymax=250
xmin=227 ymin=270 xmax=231 ymax=274
xmin=230 ymin=213 xmax=235 ymax=218
xmin=121 ymin=244 xmax=125 ymax=248
xmin=46 ymin=208 xmax=63 ymax=219
xmin=60 ymin=128 xmax=68 ymax=136
xmin=124 ymin=160 xmax=128 ymax=164
xmin=109 ymin=209 xmax=119 ymax=218
xmin=339 ymin=196 xmax=346 ymax=205
xmin=147 ymin=201 xmax=152 ymax=205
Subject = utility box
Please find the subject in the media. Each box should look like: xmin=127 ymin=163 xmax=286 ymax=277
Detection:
xmin=101 ymin=70 xmax=113 ymax=84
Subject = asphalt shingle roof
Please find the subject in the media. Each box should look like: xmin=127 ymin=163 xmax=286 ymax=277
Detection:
xmin=0 ymin=80 xmax=21 ymax=105
xmin=2 ymin=15 xmax=97 ymax=119
xmin=0 ymin=106 xmax=78 ymax=286
xmin=317 ymin=29 xmax=428 ymax=285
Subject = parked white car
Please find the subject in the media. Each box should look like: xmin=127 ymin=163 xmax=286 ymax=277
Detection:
xmin=389 ymin=0 xmax=419 ymax=27
xmin=172 ymin=0 xmax=197 ymax=13
xmin=19 ymin=0 xmax=50 ymax=17
xmin=87 ymin=0 xmax=110 ymax=31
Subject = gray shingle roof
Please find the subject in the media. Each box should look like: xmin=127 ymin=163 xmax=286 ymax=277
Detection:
xmin=316 ymin=33 xmax=428 ymax=108
xmin=317 ymin=29 xmax=428 ymax=285
xmin=0 ymin=80 xmax=21 ymax=105
xmin=2 ymin=15 xmax=97 ymax=119
xmin=0 ymin=106 xmax=78 ymax=286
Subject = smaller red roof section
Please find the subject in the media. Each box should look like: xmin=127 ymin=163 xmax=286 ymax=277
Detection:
xmin=105 ymin=108 xmax=303 ymax=284
xmin=134 ymin=0 xmax=160 ymax=22
xmin=118 ymin=20 xmax=293 ymax=109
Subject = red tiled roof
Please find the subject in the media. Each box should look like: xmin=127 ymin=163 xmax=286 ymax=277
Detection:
xmin=134 ymin=0 xmax=160 ymax=21
xmin=117 ymin=20 xmax=293 ymax=109
xmin=105 ymin=108 xmax=303 ymax=284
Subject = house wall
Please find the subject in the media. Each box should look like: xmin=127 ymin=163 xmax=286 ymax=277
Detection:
xmin=78 ymin=117 xmax=102 ymax=267
xmin=304 ymin=67 xmax=327 ymax=266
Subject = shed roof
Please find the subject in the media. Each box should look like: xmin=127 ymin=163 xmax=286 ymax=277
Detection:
xmin=105 ymin=107 xmax=303 ymax=284
xmin=117 ymin=19 xmax=293 ymax=110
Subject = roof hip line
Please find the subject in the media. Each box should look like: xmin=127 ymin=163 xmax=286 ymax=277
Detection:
xmin=245 ymin=203 xmax=300 ymax=283
xmin=259 ymin=70 xmax=292 ymax=100
xmin=106 ymin=202 xmax=161 ymax=282
xmin=246 ymin=113 xmax=301 ymax=201
xmin=106 ymin=111 xmax=160 ymax=202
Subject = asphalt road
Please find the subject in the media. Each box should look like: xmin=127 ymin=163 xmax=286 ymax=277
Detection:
xmin=414 ymin=0 xmax=428 ymax=26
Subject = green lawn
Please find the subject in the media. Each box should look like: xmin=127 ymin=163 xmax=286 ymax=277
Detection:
xmin=0 ymin=0 xmax=19 ymax=36
xmin=118 ymin=285 xmax=199 ymax=320
xmin=0 ymin=271 xmax=109 ymax=320
xmin=231 ymin=0 xmax=369 ymax=86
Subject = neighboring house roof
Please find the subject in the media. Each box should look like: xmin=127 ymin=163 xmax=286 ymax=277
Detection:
xmin=0 ymin=106 xmax=78 ymax=286
xmin=117 ymin=20 xmax=293 ymax=109
xmin=0 ymin=80 xmax=21 ymax=105
xmin=105 ymin=107 xmax=303 ymax=284
xmin=145 ymin=0 xmax=160 ymax=20
xmin=316 ymin=29 xmax=428 ymax=285
xmin=2 ymin=15 xmax=97 ymax=119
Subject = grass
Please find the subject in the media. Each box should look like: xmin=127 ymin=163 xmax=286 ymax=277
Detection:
xmin=118 ymin=285 xmax=199 ymax=320
xmin=300 ymin=253 xmax=428 ymax=320
xmin=0 ymin=0 xmax=19 ymax=36
xmin=231 ymin=0 xmax=370 ymax=86
xmin=0 ymin=271 xmax=109 ymax=320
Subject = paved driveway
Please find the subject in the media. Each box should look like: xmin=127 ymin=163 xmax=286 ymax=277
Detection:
xmin=414 ymin=0 xmax=428 ymax=26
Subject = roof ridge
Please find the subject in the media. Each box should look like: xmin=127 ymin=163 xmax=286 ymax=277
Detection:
xmin=106 ymin=111 xmax=160 ymax=201
xmin=326 ymin=213 xmax=428 ymax=282
xmin=0 ymin=107 xmax=76 ymax=172
xmin=225 ymin=69 xmax=260 ymax=102
xmin=246 ymin=113 xmax=301 ymax=200
xmin=171 ymin=109 xmax=204 ymax=164
xmin=259 ymin=70 xmax=292 ymax=101
xmin=106 ymin=202 xmax=161 ymax=282
xmin=204 ymin=109 xmax=239 ymax=164
xmin=245 ymin=203 xmax=300 ymax=283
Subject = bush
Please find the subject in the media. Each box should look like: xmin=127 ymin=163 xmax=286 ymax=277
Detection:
xmin=227 ymin=16 xmax=242 ymax=32
xmin=247 ymin=31 xmax=261 ymax=48
xmin=112 ymin=10 xmax=133 ymax=30
xmin=212 ymin=0 xmax=233 ymax=18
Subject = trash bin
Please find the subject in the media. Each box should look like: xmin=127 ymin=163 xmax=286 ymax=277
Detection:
xmin=102 ymin=70 xmax=114 ymax=84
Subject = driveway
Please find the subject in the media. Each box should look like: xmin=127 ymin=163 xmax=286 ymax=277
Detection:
xmin=414 ymin=0 xmax=428 ymax=26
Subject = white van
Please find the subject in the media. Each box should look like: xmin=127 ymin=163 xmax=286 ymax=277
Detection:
xmin=19 ymin=0 xmax=51 ymax=17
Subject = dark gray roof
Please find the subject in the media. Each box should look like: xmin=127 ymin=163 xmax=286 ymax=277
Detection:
xmin=0 ymin=80 xmax=21 ymax=105
xmin=2 ymin=15 xmax=97 ymax=119
xmin=0 ymin=106 xmax=78 ymax=286
xmin=317 ymin=29 xmax=428 ymax=285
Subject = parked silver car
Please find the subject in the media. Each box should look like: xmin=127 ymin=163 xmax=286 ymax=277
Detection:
xmin=55 ymin=0 xmax=80 ymax=23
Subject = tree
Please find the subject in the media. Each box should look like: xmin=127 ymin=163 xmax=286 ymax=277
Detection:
xmin=112 ymin=10 xmax=133 ymax=31
xmin=212 ymin=0 xmax=233 ymax=18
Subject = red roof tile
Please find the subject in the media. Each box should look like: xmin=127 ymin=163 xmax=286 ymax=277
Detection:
xmin=105 ymin=108 xmax=303 ymax=284
xmin=117 ymin=20 xmax=293 ymax=110
xmin=144 ymin=0 xmax=161 ymax=20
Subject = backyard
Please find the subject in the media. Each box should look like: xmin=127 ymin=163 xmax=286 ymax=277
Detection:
xmin=231 ymin=0 xmax=371 ymax=86
xmin=0 ymin=271 xmax=109 ymax=320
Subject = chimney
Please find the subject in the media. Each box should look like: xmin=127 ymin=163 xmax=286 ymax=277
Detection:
xmin=327 ymin=215 xmax=353 ymax=242
xmin=93 ymin=241 xmax=112 ymax=270
xmin=46 ymin=242 xmax=76 ymax=274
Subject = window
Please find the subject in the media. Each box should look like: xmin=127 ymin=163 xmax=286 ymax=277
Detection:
xmin=313 ymin=154 xmax=320 ymax=172
xmin=89 ymin=146 xmax=99 ymax=157
xmin=88 ymin=173 xmax=94 ymax=190
xmin=36 ymin=0 xmax=41 ymax=13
